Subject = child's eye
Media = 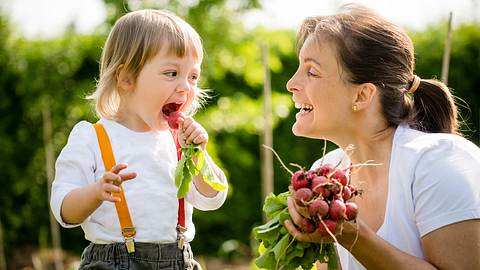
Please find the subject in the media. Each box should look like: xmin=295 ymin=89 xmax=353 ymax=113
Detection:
xmin=190 ymin=74 xmax=199 ymax=81
xmin=164 ymin=71 xmax=178 ymax=77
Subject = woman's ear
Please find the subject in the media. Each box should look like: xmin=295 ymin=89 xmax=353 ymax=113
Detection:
xmin=351 ymin=83 xmax=377 ymax=111
xmin=116 ymin=64 xmax=134 ymax=92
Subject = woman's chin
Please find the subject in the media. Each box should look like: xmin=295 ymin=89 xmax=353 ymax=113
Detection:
xmin=292 ymin=123 xmax=308 ymax=137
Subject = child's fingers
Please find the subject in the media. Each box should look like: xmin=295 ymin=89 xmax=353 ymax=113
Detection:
xmin=110 ymin=163 xmax=128 ymax=174
xmin=187 ymin=129 xmax=206 ymax=144
xmin=103 ymin=183 xmax=121 ymax=193
xmin=191 ymin=133 xmax=208 ymax=145
xmin=103 ymin=172 xmax=122 ymax=186
xmin=119 ymin=172 xmax=137 ymax=182
xmin=182 ymin=122 xmax=197 ymax=139
xmin=102 ymin=191 xmax=121 ymax=203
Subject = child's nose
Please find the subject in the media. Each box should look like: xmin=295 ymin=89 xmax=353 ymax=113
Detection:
xmin=176 ymin=79 xmax=191 ymax=93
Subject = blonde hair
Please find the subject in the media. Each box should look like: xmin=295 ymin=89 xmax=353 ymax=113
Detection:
xmin=88 ymin=9 xmax=207 ymax=118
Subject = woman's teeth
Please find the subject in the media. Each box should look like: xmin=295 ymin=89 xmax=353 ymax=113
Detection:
xmin=295 ymin=103 xmax=313 ymax=115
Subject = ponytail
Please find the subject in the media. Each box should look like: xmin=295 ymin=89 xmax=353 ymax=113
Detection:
xmin=410 ymin=79 xmax=458 ymax=134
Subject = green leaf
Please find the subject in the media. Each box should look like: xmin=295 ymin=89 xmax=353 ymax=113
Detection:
xmin=255 ymin=249 xmax=276 ymax=269
xmin=187 ymin=158 xmax=199 ymax=175
xmin=272 ymin=233 xmax=291 ymax=262
xmin=175 ymin=157 xmax=186 ymax=187
xmin=200 ymin=157 xmax=226 ymax=191
xmin=195 ymin=149 xmax=205 ymax=172
xmin=177 ymin=164 xmax=192 ymax=198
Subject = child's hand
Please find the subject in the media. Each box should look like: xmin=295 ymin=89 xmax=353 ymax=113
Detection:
xmin=95 ymin=163 xmax=136 ymax=203
xmin=179 ymin=116 xmax=208 ymax=149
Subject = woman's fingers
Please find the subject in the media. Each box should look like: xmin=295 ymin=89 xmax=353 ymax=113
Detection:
xmin=284 ymin=219 xmax=303 ymax=239
xmin=287 ymin=197 xmax=304 ymax=225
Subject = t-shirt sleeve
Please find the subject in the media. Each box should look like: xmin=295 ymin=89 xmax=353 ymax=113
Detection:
xmin=50 ymin=121 xmax=97 ymax=228
xmin=185 ymin=151 xmax=228 ymax=211
xmin=310 ymin=148 xmax=350 ymax=171
xmin=413 ymin=139 xmax=480 ymax=237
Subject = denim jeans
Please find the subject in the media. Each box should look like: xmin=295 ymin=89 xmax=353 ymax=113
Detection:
xmin=78 ymin=242 xmax=201 ymax=270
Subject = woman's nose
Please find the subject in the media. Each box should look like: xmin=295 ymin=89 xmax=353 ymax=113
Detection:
xmin=286 ymin=72 xmax=300 ymax=93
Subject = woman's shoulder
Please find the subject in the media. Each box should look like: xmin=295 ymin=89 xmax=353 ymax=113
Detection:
xmin=394 ymin=126 xmax=480 ymax=180
xmin=397 ymin=125 xmax=480 ymax=158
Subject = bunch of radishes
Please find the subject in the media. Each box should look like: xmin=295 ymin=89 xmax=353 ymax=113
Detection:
xmin=290 ymin=164 xmax=359 ymax=236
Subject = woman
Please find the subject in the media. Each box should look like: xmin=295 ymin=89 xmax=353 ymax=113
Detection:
xmin=284 ymin=5 xmax=480 ymax=270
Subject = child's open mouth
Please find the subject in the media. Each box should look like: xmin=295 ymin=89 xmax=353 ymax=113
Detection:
xmin=162 ymin=102 xmax=183 ymax=117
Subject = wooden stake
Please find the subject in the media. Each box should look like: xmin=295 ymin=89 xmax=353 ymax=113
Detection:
xmin=0 ymin=217 xmax=6 ymax=270
xmin=441 ymin=12 xmax=453 ymax=85
xmin=42 ymin=103 xmax=63 ymax=270
xmin=261 ymin=43 xmax=274 ymax=222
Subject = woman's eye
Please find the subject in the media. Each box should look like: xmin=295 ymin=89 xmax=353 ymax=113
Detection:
xmin=307 ymin=69 xmax=320 ymax=77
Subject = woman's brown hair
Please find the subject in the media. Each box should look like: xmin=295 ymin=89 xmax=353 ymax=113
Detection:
xmin=297 ymin=4 xmax=458 ymax=134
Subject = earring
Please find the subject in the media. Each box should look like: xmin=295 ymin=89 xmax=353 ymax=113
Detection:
xmin=352 ymin=105 xmax=358 ymax=112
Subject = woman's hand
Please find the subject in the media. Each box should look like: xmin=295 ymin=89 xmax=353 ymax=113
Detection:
xmin=284 ymin=196 xmax=360 ymax=246
xmin=284 ymin=196 xmax=335 ymax=243
xmin=178 ymin=116 xmax=208 ymax=149
xmin=94 ymin=163 xmax=136 ymax=203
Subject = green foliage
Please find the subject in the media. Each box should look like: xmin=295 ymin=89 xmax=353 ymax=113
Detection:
xmin=411 ymin=23 xmax=480 ymax=143
xmin=1 ymin=2 xmax=480 ymax=268
xmin=252 ymin=192 xmax=338 ymax=270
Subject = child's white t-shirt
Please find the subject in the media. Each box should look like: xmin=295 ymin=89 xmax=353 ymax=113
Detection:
xmin=311 ymin=125 xmax=480 ymax=270
xmin=50 ymin=118 xmax=228 ymax=244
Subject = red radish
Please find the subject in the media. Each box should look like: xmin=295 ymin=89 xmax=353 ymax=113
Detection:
xmin=305 ymin=171 xmax=317 ymax=183
xmin=308 ymin=198 xmax=329 ymax=217
xmin=294 ymin=188 xmax=313 ymax=206
xmin=311 ymin=176 xmax=328 ymax=193
xmin=342 ymin=186 xmax=352 ymax=201
xmin=329 ymin=199 xmax=347 ymax=221
xmin=347 ymin=184 xmax=360 ymax=197
xmin=291 ymin=170 xmax=309 ymax=190
xmin=167 ymin=111 xmax=185 ymax=130
xmin=299 ymin=218 xmax=316 ymax=233
xmin=329 ymin=181 xmax=342 ymax=195
xmin=317 ymin=219 xmax=337 ymax=237
xmin=313 ymin=185 xmax=331 ymax=198
xmin=316 ymin=164 xmax=334 ymax=177
xmin=331 ymin=169 xmax=348 ymax=186
xmin=345 ymin=202 xmax=358 ymax=221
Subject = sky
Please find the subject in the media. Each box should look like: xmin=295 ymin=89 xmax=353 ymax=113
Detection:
xmin=1 ymin=0 xmax=479 ymax=39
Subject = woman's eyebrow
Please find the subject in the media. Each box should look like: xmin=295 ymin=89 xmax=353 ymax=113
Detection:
xmin=304 ymin=57 xmax=322 ymax=68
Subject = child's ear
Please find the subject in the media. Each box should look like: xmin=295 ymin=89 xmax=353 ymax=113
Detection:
xmin=116 ymin=64 xmax=134 ymax=91
xmin=351 ymin=82 xmax=377 ymax=111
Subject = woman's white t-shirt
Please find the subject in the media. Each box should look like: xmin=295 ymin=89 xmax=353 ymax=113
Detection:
xmin=311 ymin=125 xmax=480 ymax=270
xmin=50 ymin=118 xmax=228 ymax=244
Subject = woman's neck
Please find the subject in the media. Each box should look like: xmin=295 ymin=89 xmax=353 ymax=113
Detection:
xmin=333 ymin=122 xmax=396 ymax=169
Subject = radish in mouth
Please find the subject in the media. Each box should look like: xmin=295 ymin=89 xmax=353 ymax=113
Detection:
xmin=162 ymin=103 xmax=184 ymax=129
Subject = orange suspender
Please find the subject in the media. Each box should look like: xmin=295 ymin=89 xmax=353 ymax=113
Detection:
xmin=93 ymin=123 xmax=187 ymax=252
xmin=93 ymin=123 xmax=136 ymax=253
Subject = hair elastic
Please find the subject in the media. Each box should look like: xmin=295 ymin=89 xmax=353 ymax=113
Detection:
xmin=408 ymin=75 xmax=421 ymax=94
